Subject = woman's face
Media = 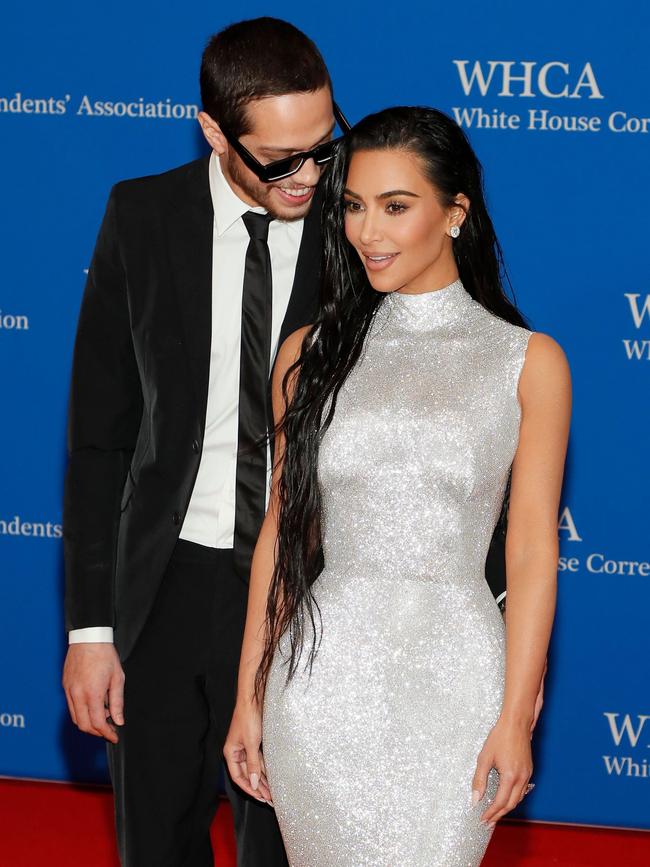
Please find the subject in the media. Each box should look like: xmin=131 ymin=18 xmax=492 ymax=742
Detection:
xmin=343 ymin=148 xmax=467 ymax=295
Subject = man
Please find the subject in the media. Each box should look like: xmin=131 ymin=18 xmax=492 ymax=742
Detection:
xmin=62 ymin=16 xmax=510 ymax=867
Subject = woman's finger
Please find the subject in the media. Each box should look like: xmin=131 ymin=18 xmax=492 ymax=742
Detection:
xmin=224 ymin=752 xmax=243 ymax=790
xmin=517 ymin=778 xmax=533 ymax=804
xmin=245 ymin=748 xmax=262 ymax=793
xmin=224 ymin=743 xmax=257 ymax=799
xmin=481 ymin=772 xmax=526 ymax=825
xmin=256 ymin=769 xmax=273 ymax=802
xmin=242 ymin=745 xmax=269 ymax=803
xmin=480 ymin=772 xmax=517 ymax=825
xmin=259 ymin=755 xmax=274 ymax=803
xmin=471 ymin=752 xmax=491 ymax=805
xmin=249 ymin=755 xmax=274 ymax=803
xmin=233 ymin=756 xmax=261 ymax=800
xmin=491 ymin=783 xmax=526 ymax=825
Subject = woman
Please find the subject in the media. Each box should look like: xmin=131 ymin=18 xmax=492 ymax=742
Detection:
xmin=225 ymin=107 xmax=570 ymax=866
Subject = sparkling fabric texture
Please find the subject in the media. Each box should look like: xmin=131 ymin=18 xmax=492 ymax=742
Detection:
xmin=263 ymin=280 xmax=532 ymax=866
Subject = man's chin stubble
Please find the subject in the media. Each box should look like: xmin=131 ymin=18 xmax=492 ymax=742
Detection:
xmin=264 ymin=188 xmax=314 ymax=222
xmin=227 ymin=161 xmax=310 ymax=222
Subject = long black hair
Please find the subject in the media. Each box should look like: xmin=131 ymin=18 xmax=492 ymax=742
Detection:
xmin=257 ymin=106 xmax=527 ymax=692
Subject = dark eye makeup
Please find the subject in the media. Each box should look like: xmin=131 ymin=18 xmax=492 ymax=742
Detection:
xmin=342 ymin=199 xmax=409 ymax=215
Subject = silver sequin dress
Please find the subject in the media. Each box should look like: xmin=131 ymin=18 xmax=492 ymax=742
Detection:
xmin=263 ymin=280 xmax=532 ymax=866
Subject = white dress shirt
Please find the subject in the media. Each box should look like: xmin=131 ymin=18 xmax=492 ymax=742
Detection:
xmin=69 ymin=154 xmax=304 ymax=644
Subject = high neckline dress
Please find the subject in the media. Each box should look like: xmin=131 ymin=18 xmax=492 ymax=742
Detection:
xmin=263 ymin=280 xmax=532 ymax=866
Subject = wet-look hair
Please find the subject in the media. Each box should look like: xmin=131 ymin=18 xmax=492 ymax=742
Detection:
xmin=258 ymin=106 xmax=527 ymax=694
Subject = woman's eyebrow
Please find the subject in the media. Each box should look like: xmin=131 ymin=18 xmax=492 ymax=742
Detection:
xmin=343 ymin=188 xmax=421 ymax=199
xmin=377 ymin=189 xmax=420 ymax=199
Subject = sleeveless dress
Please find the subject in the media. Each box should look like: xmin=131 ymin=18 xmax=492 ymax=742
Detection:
xmin=263 ymin=280 xmax=532 ymax=866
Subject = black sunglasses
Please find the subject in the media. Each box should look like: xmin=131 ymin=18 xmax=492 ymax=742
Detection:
xmin=221 ymin=103 xmax=351 ymax=183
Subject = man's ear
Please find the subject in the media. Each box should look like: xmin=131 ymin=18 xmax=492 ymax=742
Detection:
xmin=198 ymin=111 xmax=227 ymax=155
xmin=447 ymin=193 xmax=470 ymax=234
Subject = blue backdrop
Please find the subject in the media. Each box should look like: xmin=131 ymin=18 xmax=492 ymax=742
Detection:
xmin=1 ymin=0 xmax=648 ymax=832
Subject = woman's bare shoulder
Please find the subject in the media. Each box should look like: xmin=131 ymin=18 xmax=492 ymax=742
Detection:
xmin=276 ymin=325 xmax=313 ymax=372
xmin=272 ymin=325 xmax=314 ymax=403
xmin=519 ymin=332 xmax=571 ymax=408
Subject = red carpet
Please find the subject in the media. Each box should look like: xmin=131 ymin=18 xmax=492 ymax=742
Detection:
xmin=0 ymin=779 xmax=648 ymax=866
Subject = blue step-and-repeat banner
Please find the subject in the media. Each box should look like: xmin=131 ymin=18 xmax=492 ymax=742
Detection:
xmin=1 ymin=0 xmax=648 ymax=832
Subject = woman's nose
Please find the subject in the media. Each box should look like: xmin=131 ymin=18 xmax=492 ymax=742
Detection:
xmin=358 ymin=211 xmax=382 ymax=246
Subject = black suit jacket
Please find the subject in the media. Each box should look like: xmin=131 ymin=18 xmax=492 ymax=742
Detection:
xmin=63 ymin=157 xmax=321 ymax=659
xmin=64 ymin=155 xmax=507 ymax=662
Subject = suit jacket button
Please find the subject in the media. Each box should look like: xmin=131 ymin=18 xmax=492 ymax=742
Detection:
xmin=192 ymin=439 xmax=200 ymax=454
xmin=172 ymin=512 xmax=181 ymax=526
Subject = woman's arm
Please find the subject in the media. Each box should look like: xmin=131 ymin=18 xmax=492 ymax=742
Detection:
xmin=224 ymin=325 xmax=311 ymax=802
xmin=473 ymin=332 xmax=571 ymax=827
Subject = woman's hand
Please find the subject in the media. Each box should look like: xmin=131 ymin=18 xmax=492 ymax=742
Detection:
xmin=471 ymin=716 xmax=533 ymax=828
xmin=223 ymin=699 xmax=273 ymax=804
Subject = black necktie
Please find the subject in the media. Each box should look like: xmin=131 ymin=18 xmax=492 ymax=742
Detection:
xmin=233 ymin=211 xmax=274 ymax=580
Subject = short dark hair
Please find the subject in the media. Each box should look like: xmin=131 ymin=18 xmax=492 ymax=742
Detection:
xmin=200 ymin=17 xmax=332 ymax=138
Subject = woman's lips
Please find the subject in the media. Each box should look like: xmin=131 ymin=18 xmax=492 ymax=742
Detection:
xmin=362 ymin=252 xmax=400 ymax=272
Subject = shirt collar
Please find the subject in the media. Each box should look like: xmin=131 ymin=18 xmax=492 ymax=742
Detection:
xmin=209 ymin=152 xmax=266 ymax=237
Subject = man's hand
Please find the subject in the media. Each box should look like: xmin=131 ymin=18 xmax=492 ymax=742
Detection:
xmin=62 ymin=643 xmax=125 ymax=744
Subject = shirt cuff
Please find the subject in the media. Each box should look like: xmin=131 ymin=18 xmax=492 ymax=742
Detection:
xmin=68 ymin=627 xmax=114 ymax=644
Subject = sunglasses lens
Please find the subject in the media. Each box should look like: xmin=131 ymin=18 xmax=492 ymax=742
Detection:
xmin=262 ymin=137 xmax=343 ymax=181
xmin=313 ymin=141 xmax=337 ymax=164
xmin=265 ymin=155 xmax=305 ymax=181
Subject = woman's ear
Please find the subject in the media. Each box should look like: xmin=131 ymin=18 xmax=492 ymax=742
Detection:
xmin=198 ymin=111 xmax=227 ymax=155
xmin=448 ymin=193 xmax=470 ymax=234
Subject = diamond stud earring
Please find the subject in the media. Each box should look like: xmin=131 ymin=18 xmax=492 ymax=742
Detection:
xmin=450 ymin=225 xmax=460 ymax=239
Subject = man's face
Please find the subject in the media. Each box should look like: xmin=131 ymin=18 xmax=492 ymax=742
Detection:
xmin=221 ymin=87 xmax=335 ymax=221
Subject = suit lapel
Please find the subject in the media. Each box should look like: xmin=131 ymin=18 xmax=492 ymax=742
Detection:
xmin=167 ymin=157 xmax=214 ymax=427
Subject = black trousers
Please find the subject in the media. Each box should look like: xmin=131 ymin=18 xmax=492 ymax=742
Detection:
xmin=107 ymin=540 xmax=288 ymax=867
